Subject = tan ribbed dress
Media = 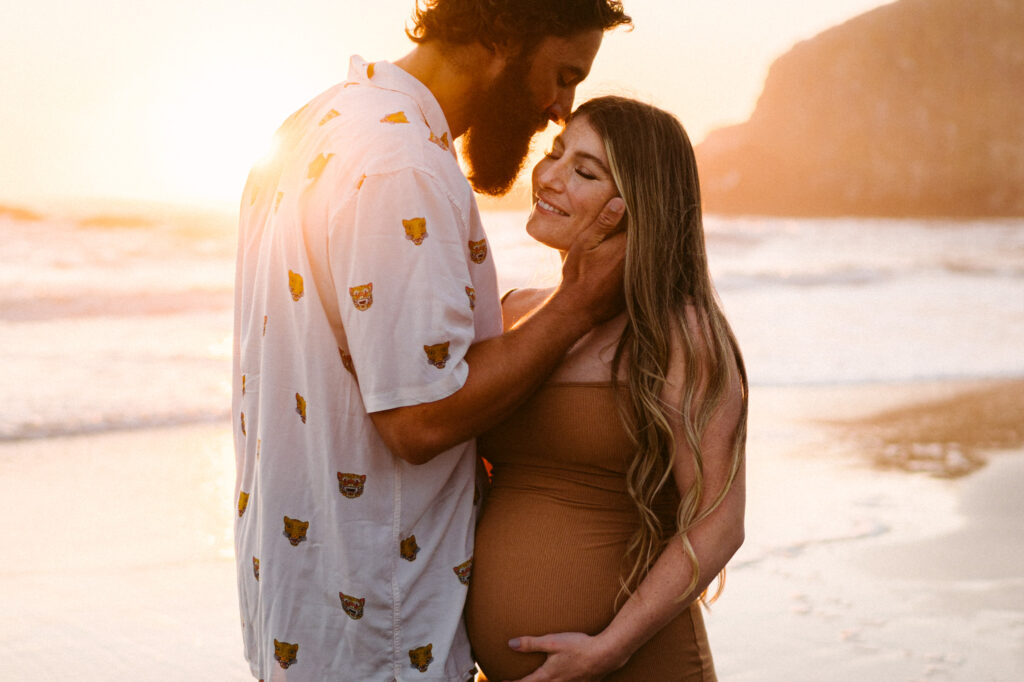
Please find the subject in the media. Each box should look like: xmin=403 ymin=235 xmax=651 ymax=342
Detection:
xmin=466 ymin=383 xmax=716 ymax=681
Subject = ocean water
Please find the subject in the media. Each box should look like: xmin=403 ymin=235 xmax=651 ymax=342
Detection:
xmin=2 ymin=209 xmax=1022 ymax=441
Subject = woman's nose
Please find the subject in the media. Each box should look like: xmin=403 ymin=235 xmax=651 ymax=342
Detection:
xmin=535 ymin=160 xmax=565 ymax=192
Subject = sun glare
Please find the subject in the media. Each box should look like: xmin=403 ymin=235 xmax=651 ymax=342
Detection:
xmin=148 ymin=61 xmax=317 ymax=206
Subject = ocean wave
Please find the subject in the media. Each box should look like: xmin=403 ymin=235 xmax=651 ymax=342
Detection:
xmin=0 ymin=290 xmax=233 ymax=322
xmin=730 ymin=519 xmax=891 ymax=570
xmin=716 ymin=268 xmax=893 ymax=290
xmin=715 ymin=260 xmax=1024 ymax=292
xmin=0 ymin=409 xmax=232 ymax=443
xmin=939 ymin=259 xmax=1024 ymax=278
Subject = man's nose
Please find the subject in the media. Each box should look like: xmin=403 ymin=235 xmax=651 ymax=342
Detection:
xmin=546 ymin=88 xmax=576 ymax=124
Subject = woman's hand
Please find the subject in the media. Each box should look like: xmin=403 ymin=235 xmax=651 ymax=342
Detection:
xmin=505 ymin=632 xmax=626 ymax=682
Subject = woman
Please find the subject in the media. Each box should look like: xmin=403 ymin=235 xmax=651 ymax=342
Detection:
xmin=466 ymin=97 xmax=748 ymax=681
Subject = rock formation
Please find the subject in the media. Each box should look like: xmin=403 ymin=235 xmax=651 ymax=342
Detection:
xmin=696 ymin=0 xmax=1024 ymax=217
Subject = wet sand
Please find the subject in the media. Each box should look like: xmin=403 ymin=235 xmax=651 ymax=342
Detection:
xmin=1 ymin=380 xmax=1022 ymax=680
xmin=828 ymin=379 xmax=1024 ymax=477
xmin=0 ymin=425 xmax=250 ymax=680
xmin=705 ymin=379 xmax=1024 ymax=681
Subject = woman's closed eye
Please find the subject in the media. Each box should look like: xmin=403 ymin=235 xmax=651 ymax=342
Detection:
xmin=575 ymin=166 xmax=597 ymax=180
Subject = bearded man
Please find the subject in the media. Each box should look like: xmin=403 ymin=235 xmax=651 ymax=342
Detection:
xmin=232 ymin=1 xmax=631 ymax=679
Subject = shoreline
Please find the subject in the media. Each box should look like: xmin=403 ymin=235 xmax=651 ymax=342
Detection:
xmin=827 ymin=378 xmax=1024 ymax=477
xmin=1 ymin=378 xmax=1022 ymax=679
xmin=706 ymin=377 xmax=1024 ymax=681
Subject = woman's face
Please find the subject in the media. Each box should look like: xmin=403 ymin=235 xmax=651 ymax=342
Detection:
xmin=526 ymin=116 xmax=619 ymax=252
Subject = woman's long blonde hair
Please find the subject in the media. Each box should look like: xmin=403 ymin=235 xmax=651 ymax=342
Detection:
xmin=572 ymin=96 xmax=748 ymax=604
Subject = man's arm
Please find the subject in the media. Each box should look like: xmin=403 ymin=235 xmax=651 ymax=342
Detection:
xmin=370 ymin=198 xmax=625 ymax=464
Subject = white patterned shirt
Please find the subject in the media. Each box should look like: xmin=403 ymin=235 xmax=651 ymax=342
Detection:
xmin=232 ymin=55 xmax=502 ymax=681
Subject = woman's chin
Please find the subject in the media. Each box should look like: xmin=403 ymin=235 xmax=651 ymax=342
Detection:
xmin=525 ymin=217 xmax=568 ymax=251
xmin=524 ymin=215 xmax=546 ymax=244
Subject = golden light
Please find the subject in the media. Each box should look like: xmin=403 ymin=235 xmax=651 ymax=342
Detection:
xmin=146 ymin=58 xmax=317 ymax=206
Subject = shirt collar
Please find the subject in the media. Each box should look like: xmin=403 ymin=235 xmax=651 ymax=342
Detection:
xmin=347 ymin=55 xmax=454 ymax=158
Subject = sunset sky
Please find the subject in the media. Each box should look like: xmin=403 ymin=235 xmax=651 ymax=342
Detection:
xmin=1 ymin=0 xmax=894 ymax=209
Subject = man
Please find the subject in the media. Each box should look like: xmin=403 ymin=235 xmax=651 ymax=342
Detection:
xmin=232 ymin=1 xmax=631 ymax=679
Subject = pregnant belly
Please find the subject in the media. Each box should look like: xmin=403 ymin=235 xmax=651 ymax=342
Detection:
xmin=466 ymin=487 xmax=636 ymax=680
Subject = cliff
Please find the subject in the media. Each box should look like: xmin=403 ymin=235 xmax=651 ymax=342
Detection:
xmin=695 ymin=0 xmax=1024 ymax=217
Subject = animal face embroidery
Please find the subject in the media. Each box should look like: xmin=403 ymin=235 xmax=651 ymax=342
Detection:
xmin=274 ymin=639 xmax=299 ymax=669
xmin=288 ymin=270 xmax=304 ymax=301
xmin=319 ymin=109 xmax=339 ymax=126
xmin=339 ymin=592 xmax=365 ymax=620
xmin=424 ymin=342 xmax=450 ymax=369
xmin=339 ymin=348 xmax=356 ymax=376
xmin=237 ymin=491 xmax=250 ymax=517
xmin=283 ymin=516 xmax=309 ymax=546
xmin=295 ymin=393 xmax=307 ymax=423
xmin=409 ymin=644 xmax=434 ymax=673
xmin=400 ymin=535 xmax=420 ymax=561
xmin=349 ymin=283 xmax=373 ymax=311
xmin=337 ymin=472 xmax=366 ymax=499
xmin=429 ymin=131 xmax=449 ymax=151
xmin=465 ymin=286 xmax=476 ymax=310
xmin=307 ymin=153 xmax=333 ymax=182
xmin=403 ymin=217 xmax=428 ymax=245
xmin=453 ymin=557 xmax=473 ymax=585
xmin=252 ymin=556 xmax=260 ymax=581
xmin=381 ymin=111 xmax=409 ymax=124
xmin=468 ymin=239 xmax=487 ymax=264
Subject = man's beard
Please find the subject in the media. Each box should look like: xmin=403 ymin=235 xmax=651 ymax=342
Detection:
xmin=463 ymin=57 xmax=547 ymax=197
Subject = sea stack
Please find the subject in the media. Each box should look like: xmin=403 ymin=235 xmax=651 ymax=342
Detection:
xmin=696 ymin=0 xmax=1024 ymax=217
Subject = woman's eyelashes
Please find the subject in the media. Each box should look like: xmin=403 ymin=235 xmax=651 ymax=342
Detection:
xmin=542 ymin=151 xmax=598 ymax=180
xmin=543 ymin=140 xmax=599 ymax=180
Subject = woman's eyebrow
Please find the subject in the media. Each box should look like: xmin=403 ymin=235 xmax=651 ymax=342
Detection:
xmin=573 ymin=150 xmax=610 ymax=175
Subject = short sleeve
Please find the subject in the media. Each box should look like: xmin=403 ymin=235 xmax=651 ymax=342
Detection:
xmin=328 ymin=167 xmax=476 ymax=412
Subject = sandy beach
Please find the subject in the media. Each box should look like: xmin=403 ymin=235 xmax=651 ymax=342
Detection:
xmin=706 ymin=379 xmax=1024 ymax=681
xmin=2 ymin=379 xmax=1022 ymax=680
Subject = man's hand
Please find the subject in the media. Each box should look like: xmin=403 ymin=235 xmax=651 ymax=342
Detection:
xmin=506 ymin=632 xmax=627 ymax=682
xmin=553 ymin=197 xmax=627 ymax=330
xmin=369 ymin=197 xmax=626 ymax=466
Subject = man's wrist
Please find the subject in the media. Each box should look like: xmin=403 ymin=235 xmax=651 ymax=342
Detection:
xmin=543 ymin=285 xmax=598 ymax=339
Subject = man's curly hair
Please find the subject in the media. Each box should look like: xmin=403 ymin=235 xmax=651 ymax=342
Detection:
xmin=407 ymin=0 xmax=631 ymax=51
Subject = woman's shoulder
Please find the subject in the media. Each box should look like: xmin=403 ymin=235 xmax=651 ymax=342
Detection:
xmin=500 ymin=287 xmax=554 ymax=330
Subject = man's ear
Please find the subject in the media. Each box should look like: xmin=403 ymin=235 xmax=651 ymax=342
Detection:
xmin=489 ymin=37 xmax=529 ymax=67
xmin=475 ymin=39 xmax=515 ymax=82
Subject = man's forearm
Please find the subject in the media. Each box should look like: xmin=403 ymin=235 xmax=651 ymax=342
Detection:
xmin=371 ymin=197 xmax=626 ymax=464
xmin=369 ymin=289 xmax=592 ymax=464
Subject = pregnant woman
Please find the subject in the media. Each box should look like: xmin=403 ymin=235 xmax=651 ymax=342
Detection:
xmin=466 ymin=97 xmax=748 ymax=681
